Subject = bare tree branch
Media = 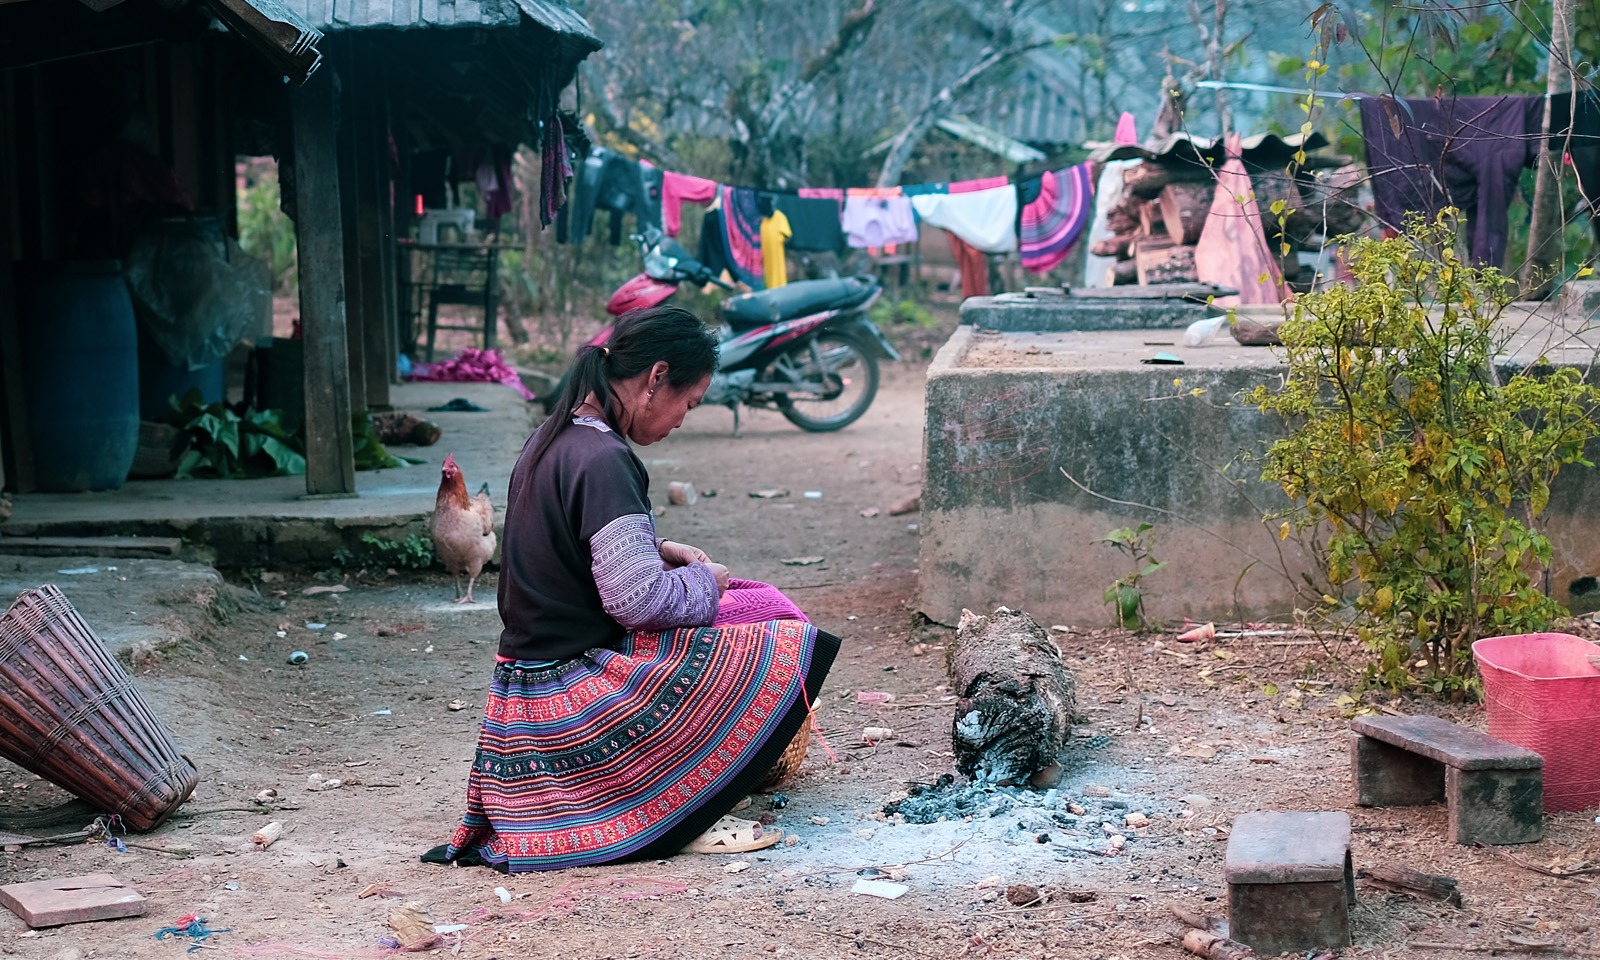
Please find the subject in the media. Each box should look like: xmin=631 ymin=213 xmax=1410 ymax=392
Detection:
xmin=873 ymin=34 xmax=1059 ymax=187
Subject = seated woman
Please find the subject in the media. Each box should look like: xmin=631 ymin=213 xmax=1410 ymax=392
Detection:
xmin=426 ymin=305 xmax=840 ymax=872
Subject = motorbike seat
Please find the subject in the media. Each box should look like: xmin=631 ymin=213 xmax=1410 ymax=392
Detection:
xmin=722 ymin=276 xmax=876 ymax=329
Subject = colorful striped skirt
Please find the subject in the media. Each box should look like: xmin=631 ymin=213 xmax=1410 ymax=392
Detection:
xmin=433 ymin=581 xmax=838 ymax=871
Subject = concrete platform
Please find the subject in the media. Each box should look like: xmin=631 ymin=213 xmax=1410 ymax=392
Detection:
xmin=959 ymin=291 xmax=1212 ymax=332
xmin=918 ymin=308 xmax=1600 ymax=627
xmin=0 ymin=382 xmax=538 ymax=569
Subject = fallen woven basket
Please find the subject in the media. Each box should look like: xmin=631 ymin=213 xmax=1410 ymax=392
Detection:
xmin=760 ymin=714 xmax=812 ymax=790
xmin=0 ymin=585 xmax=197 ymax=831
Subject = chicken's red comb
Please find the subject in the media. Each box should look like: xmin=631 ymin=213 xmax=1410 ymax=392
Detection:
xmin=442 ymin=453 xmax=457 ymax=471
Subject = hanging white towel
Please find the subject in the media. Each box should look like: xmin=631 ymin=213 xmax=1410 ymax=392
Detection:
xmin=1083 ymin=159 xmax=1136 ymax=287
xmin=909 ymin=186 xmax=1018 ymax=253
xmin=842 ymin=196 xmax=919 ymax=248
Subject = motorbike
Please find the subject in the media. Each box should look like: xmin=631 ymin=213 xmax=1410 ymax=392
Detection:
xmin=545 ymin=227 xmax=901 ymax=433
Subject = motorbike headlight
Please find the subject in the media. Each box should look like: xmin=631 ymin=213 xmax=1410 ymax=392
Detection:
xmin=644 ymin=249 xmax=676 ymax=279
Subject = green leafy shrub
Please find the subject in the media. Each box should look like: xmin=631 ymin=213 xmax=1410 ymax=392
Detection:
xmin=169 ymin=391 xmax=305 ymax=478
xmin=1098 ymin=523 xmax=1163 ymax=630
xmin=1253 ymin=213 xmax=1600 ymax=694
xmin=869 ymin=298 xmax=937 ymax=329
xmin=333 ymin=534 xmax=436 ymax=571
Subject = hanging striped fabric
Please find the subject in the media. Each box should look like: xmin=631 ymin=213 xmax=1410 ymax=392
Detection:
xmin=1019 ymin=162 xmax=1096 ymax=274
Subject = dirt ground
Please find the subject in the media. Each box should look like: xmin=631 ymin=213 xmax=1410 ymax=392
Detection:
xmin=2 ymin=313 xmax=1599 ymax=960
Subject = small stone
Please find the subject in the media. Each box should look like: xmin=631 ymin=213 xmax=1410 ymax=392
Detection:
xmin=1005 ymin=884 xmax=1042 ymax=907
xmin=808 ymin=816 xmax=829 ymax=826
xmin=1067 ymin=803 xmax=1086 ymax=816
xmin=784 ymin=834 xmax=799 ymax=847
xmin=1124 ymin=812 xmax=1150 ymax=829
xmin=724 ymin=861 xmax=751 ymax=874
xmin=1179 ymin=794 xmax=1214 ymax=809
xmin=1109 ymin=834 xmax=1127 ymax=850
xmin=859 ymin=507 xmax=880 ymax=518
xmin=51 ymin=948 xmax=85 ymax=960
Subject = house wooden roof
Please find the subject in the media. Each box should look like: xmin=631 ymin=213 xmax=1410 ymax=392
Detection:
xmin=280 ymin=0 xmax=598 ymax=48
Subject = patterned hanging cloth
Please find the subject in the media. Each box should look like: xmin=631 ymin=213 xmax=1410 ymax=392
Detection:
xmin=1019 ymin=162 xmax=1097 ymax=274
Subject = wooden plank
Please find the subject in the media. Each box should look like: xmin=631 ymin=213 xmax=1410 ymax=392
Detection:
xmin=1351 ymin=715 xmax=1543 ymax=771
xmin=291 ymin=69 xmax=357 ymax=496
xmin=0 ymin=536 xmax=183 ymax=558
xmin=335 ymin=38 xmax=368 ymax=415
xmin=167 ymin=42 xmax=202 ymax=207
xmin=0 ymin=874 xmax=147 ymax=928
xmin=0 ymin=73 xmax=33 ymax=492
xmin=1064 ymin=282 xmax=1233 ymax=301
xmin=358 ymin=48 xmax=393 ymax=408
xmin=374 ymin=85 xmax=400 ymax=395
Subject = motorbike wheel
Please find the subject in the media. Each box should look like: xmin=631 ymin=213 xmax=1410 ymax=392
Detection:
xmin=773 ymin=330 xmax=880 ymax=432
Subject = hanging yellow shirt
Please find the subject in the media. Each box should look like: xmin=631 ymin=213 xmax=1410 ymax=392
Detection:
xmin=760 ymin=209 xmax=792 ymax=289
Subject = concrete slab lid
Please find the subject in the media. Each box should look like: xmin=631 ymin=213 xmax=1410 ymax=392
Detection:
xmin=1351 ymin=715 xmax=1542 ymax=771
xmin=1225 ymin=811 xmax=1350 ymax=885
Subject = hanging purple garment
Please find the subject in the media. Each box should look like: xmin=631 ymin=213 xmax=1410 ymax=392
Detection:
xmin=1019 ymin=162 xmax=1096 ymax=274
xmin=1359 ymin=95 xmax=1544 ymax=267
xmin=719 ymin=186 xmax=765 ymax=288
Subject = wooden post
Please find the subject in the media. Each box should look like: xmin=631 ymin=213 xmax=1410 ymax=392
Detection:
xmin=355 ymin=41 xmax=391 ymax=409
xmin=0 ymin=73 xmax=34 ymax=492
xmin=335 ymin=42 xmax=368 ymax=418
xmin=291 ymin=69 xmax=357 ymax=496
xmin=1522 ymin=0 xmax=1575 ymax=296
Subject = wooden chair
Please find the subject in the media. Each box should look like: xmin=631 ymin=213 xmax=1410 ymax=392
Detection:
xmin=422 ymin=233 xmax=500 ymax=361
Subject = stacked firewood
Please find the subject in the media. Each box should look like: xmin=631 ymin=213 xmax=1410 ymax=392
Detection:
xmin=1091 ymin=156 xmax=1367 ymax=288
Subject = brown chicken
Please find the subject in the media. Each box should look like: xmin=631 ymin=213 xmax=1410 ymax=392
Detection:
xmin=430 ymin=453 xmax=496 ymax=603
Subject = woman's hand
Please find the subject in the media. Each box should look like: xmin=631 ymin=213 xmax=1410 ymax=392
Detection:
xmin=706 ymin=562 xmax=731 ymax=595
xmin=659 ymin=539 xmax=711 ymax=570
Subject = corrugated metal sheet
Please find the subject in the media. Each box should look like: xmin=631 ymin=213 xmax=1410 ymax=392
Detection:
xmin=203 ymin=0 xmax=324 ymax=81
xmin=1086 ymin=130 xmax=1331 ymax=165
xmin=281 ymin=0 xmax=597 ymax=47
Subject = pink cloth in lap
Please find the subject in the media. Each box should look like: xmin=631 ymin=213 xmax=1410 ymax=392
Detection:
xmin=712 ymin=578 xmax=810 ymax=625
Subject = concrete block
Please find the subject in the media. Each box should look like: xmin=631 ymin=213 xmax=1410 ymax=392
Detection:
xmin=918 ymin=312 xmax=1600 ymax=627
xmin=1447 ymin=766 xmax=1544 ymax=845
xmin=1560 ymin=279 xmax=1600 ymax=327
xmin=959 ymin=294 xmax=1209 ymax=332
xmin=1226 ymin=811 xmax=1353 ymax=956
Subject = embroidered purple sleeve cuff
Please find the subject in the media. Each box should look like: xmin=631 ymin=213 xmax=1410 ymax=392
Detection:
xmin=590 ymin=514 xmax=720 ymax=631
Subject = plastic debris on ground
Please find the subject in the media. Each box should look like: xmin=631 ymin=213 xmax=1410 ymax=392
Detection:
xmin=851 ymin=879 xmax=910 ymax=899
xmin=154 ymin=913 xmax=231 ymax=951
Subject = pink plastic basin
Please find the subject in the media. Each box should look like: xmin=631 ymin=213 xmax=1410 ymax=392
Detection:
xmin=1472 ymin=633 xmax=1600 ymax=813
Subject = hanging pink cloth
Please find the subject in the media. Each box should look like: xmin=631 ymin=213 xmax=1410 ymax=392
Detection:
xmin=405 ymin=348 xmax=536 ymax=401
xmin=949 ymin=175 xmax=1010 ymax=194
xmin=660 ymin=170 xmax=719 ymax=237
xmin=1194 ymin=134 xmax=1289 ymax=305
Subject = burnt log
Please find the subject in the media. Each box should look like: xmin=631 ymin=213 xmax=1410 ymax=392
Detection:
xmin=950 ymin=607 xmax=1077 ymax=785
xmin=1135 ymin=236 xmax=1199 ymax=285
xmin=1125 ymin=159 xmax=1214 ymax=199
xmin=1091 ymin=235 xmax=1133 ymax=260
xmin=1159 ymin=182 xmax=1214 ymax=245
xmin=1139 ymin=199 xmax=1166 ymax=238
xmin=1359 ymin=865 xmax=1463 ymax=906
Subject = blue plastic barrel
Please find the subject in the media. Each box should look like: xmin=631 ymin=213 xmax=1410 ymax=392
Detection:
xmin=16 ymin=262 xmax=140 ymax=491
xmin=137 ymin=327 xmax=224 ymax=420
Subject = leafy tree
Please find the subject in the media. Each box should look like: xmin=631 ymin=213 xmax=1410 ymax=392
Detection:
xmin=1254 ymin=212 xmax=1600 ymax=695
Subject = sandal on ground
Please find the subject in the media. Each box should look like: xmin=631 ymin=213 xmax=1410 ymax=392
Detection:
xmin=683 ymin=815 xmax=783 ymax=854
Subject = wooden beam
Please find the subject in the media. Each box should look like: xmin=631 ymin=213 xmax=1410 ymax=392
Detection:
xmin=291 ymin=69 xmax=356 ymax=496
xmin=353 ymin=39 xmax=390 ymax=409
xmin=0 ymin=73 xmax=32 ymax=492
xmin=336 ymin=39 xmax=368 ymax=416
xmin=375 ymin=85 xmax=399 ymax=395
